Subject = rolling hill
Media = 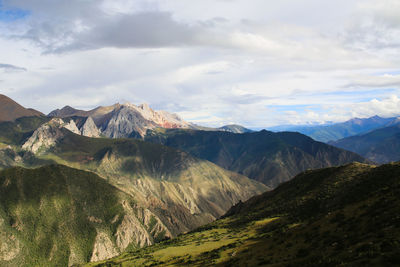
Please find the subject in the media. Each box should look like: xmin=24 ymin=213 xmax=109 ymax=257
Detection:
xmin=87 ymin=161 xmax=400 ymax=266
xmin=145 ymin=129 xmax=368 ymax=188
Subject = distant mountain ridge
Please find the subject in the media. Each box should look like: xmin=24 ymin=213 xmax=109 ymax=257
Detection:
xmin=218 ymin=124 xmax=253 ymax=133
xmin=49 ymin=102 xmax=255 ymax=138
xmin=0 ymin=94 xmax=43 ymax=122
xmin=145 ymin=129 xmax=368 ymax=188
xmin=268 ymin=115 xmax=400 ymax=142
xmin=330 ymin=123 xmax=400 ymax=163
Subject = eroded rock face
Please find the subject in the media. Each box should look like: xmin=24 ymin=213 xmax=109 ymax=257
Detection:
xmin=63 ymin=119 xmax=81 ymax=135
xmin=22 ymin=117 xmax=102 ymax=153
xmin=22 ymin=118 xmax=68 ymax=153
xmin=80 ymin=116 xmax=101 ymax=137
xmin=90 ymin=231 xmax=119 ymax=262
xmin=102 ymin=106 xmax=157 ymax=138
xmin=0 ymin=218 xmax=20 ymax=262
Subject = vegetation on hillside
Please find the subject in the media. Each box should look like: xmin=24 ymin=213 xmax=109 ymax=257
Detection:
xmin=0 ymin=165 xmax=169 ymax=266
xmin=87 ymin=162 xmax=400 ymax=266
xmin=145 ymin=128 xmax=368 ymax=187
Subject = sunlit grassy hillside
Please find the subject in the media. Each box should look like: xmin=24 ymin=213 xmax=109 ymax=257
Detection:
xmin=87 ymin=162 xmax=400 ymax=266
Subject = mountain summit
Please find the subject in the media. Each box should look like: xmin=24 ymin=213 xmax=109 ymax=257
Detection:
xmin=49 ymin=102 xmax=194 ymax=137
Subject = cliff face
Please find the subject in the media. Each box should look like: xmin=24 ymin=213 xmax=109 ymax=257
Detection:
xmin=80 ymin=116 xmax=101 ymax=137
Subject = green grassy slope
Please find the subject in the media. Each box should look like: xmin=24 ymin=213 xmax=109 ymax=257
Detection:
xmin=88 ymin=162 xmax=400 ymax=266
xmin=145 ymin=129 xmax=368 ymax=188
xmin=0 ymin=164 xmax=169 ymax=266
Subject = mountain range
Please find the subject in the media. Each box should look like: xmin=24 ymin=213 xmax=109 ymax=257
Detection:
xmin=269 ymin=115 xmax=400 ymax=142
xmin=48 ymin=103 xmax=195 ymax=138
xmin=0 ymin=114 xmax=267 ymax=265
xmin=0 ymin=94 xmax=392 ymax=266
xmin=145 ymin=128 xmax=368 ymax=188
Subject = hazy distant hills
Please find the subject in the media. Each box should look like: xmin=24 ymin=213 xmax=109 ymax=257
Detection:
xmin=0 ymin=94 xmax=43 ymax=122
xmin=269 ymin=115 xmax=400 ymax=142
xmin=145 ymin=129 xmax=368 ymax=188
xmin=217 ymin=124 xmax=253 ymax=133
xmin=91 ymin=162 xmax=400 ymax=266
xmin=330 ymin=123 xmax=400 ymax=163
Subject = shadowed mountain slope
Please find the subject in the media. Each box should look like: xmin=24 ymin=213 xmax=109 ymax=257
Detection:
xmin=0 ymin=164 xmax=174 ymax=266
xmin=330 ymin=123 xmax=400 ymax=163
xmin=145 ymin=129 xmax=368 ymax=188
xmin=88 ymin=162 xmax=400 ymax=266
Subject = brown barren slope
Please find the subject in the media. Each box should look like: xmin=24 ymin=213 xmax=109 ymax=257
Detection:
xmin=0 ymin=94 xmax=43 ymax=122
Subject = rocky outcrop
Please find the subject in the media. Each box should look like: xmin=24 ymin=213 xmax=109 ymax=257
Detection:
xmin=22 ymin=117 xmax=102 ymax=153
xmin=90 ymin=232 xmax=119 ymax=262
xmin=63 ymin=119 xmax=81 ymax=134
xmin=80 ymin=117 xmax=101 ymax=137
xmin=22 ymin=118 xmax=69 ymax=153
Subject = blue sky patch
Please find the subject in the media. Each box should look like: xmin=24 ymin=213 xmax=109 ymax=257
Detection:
xmin=0 ymin=2 xmax=30 ymax=22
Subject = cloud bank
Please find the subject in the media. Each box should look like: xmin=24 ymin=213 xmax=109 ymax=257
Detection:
xmin=0 ymin=0 xmax=400 ymax=127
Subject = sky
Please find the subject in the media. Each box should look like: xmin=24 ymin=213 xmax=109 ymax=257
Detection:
xmin=0 ymin=0 xmax=400 ymax=128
